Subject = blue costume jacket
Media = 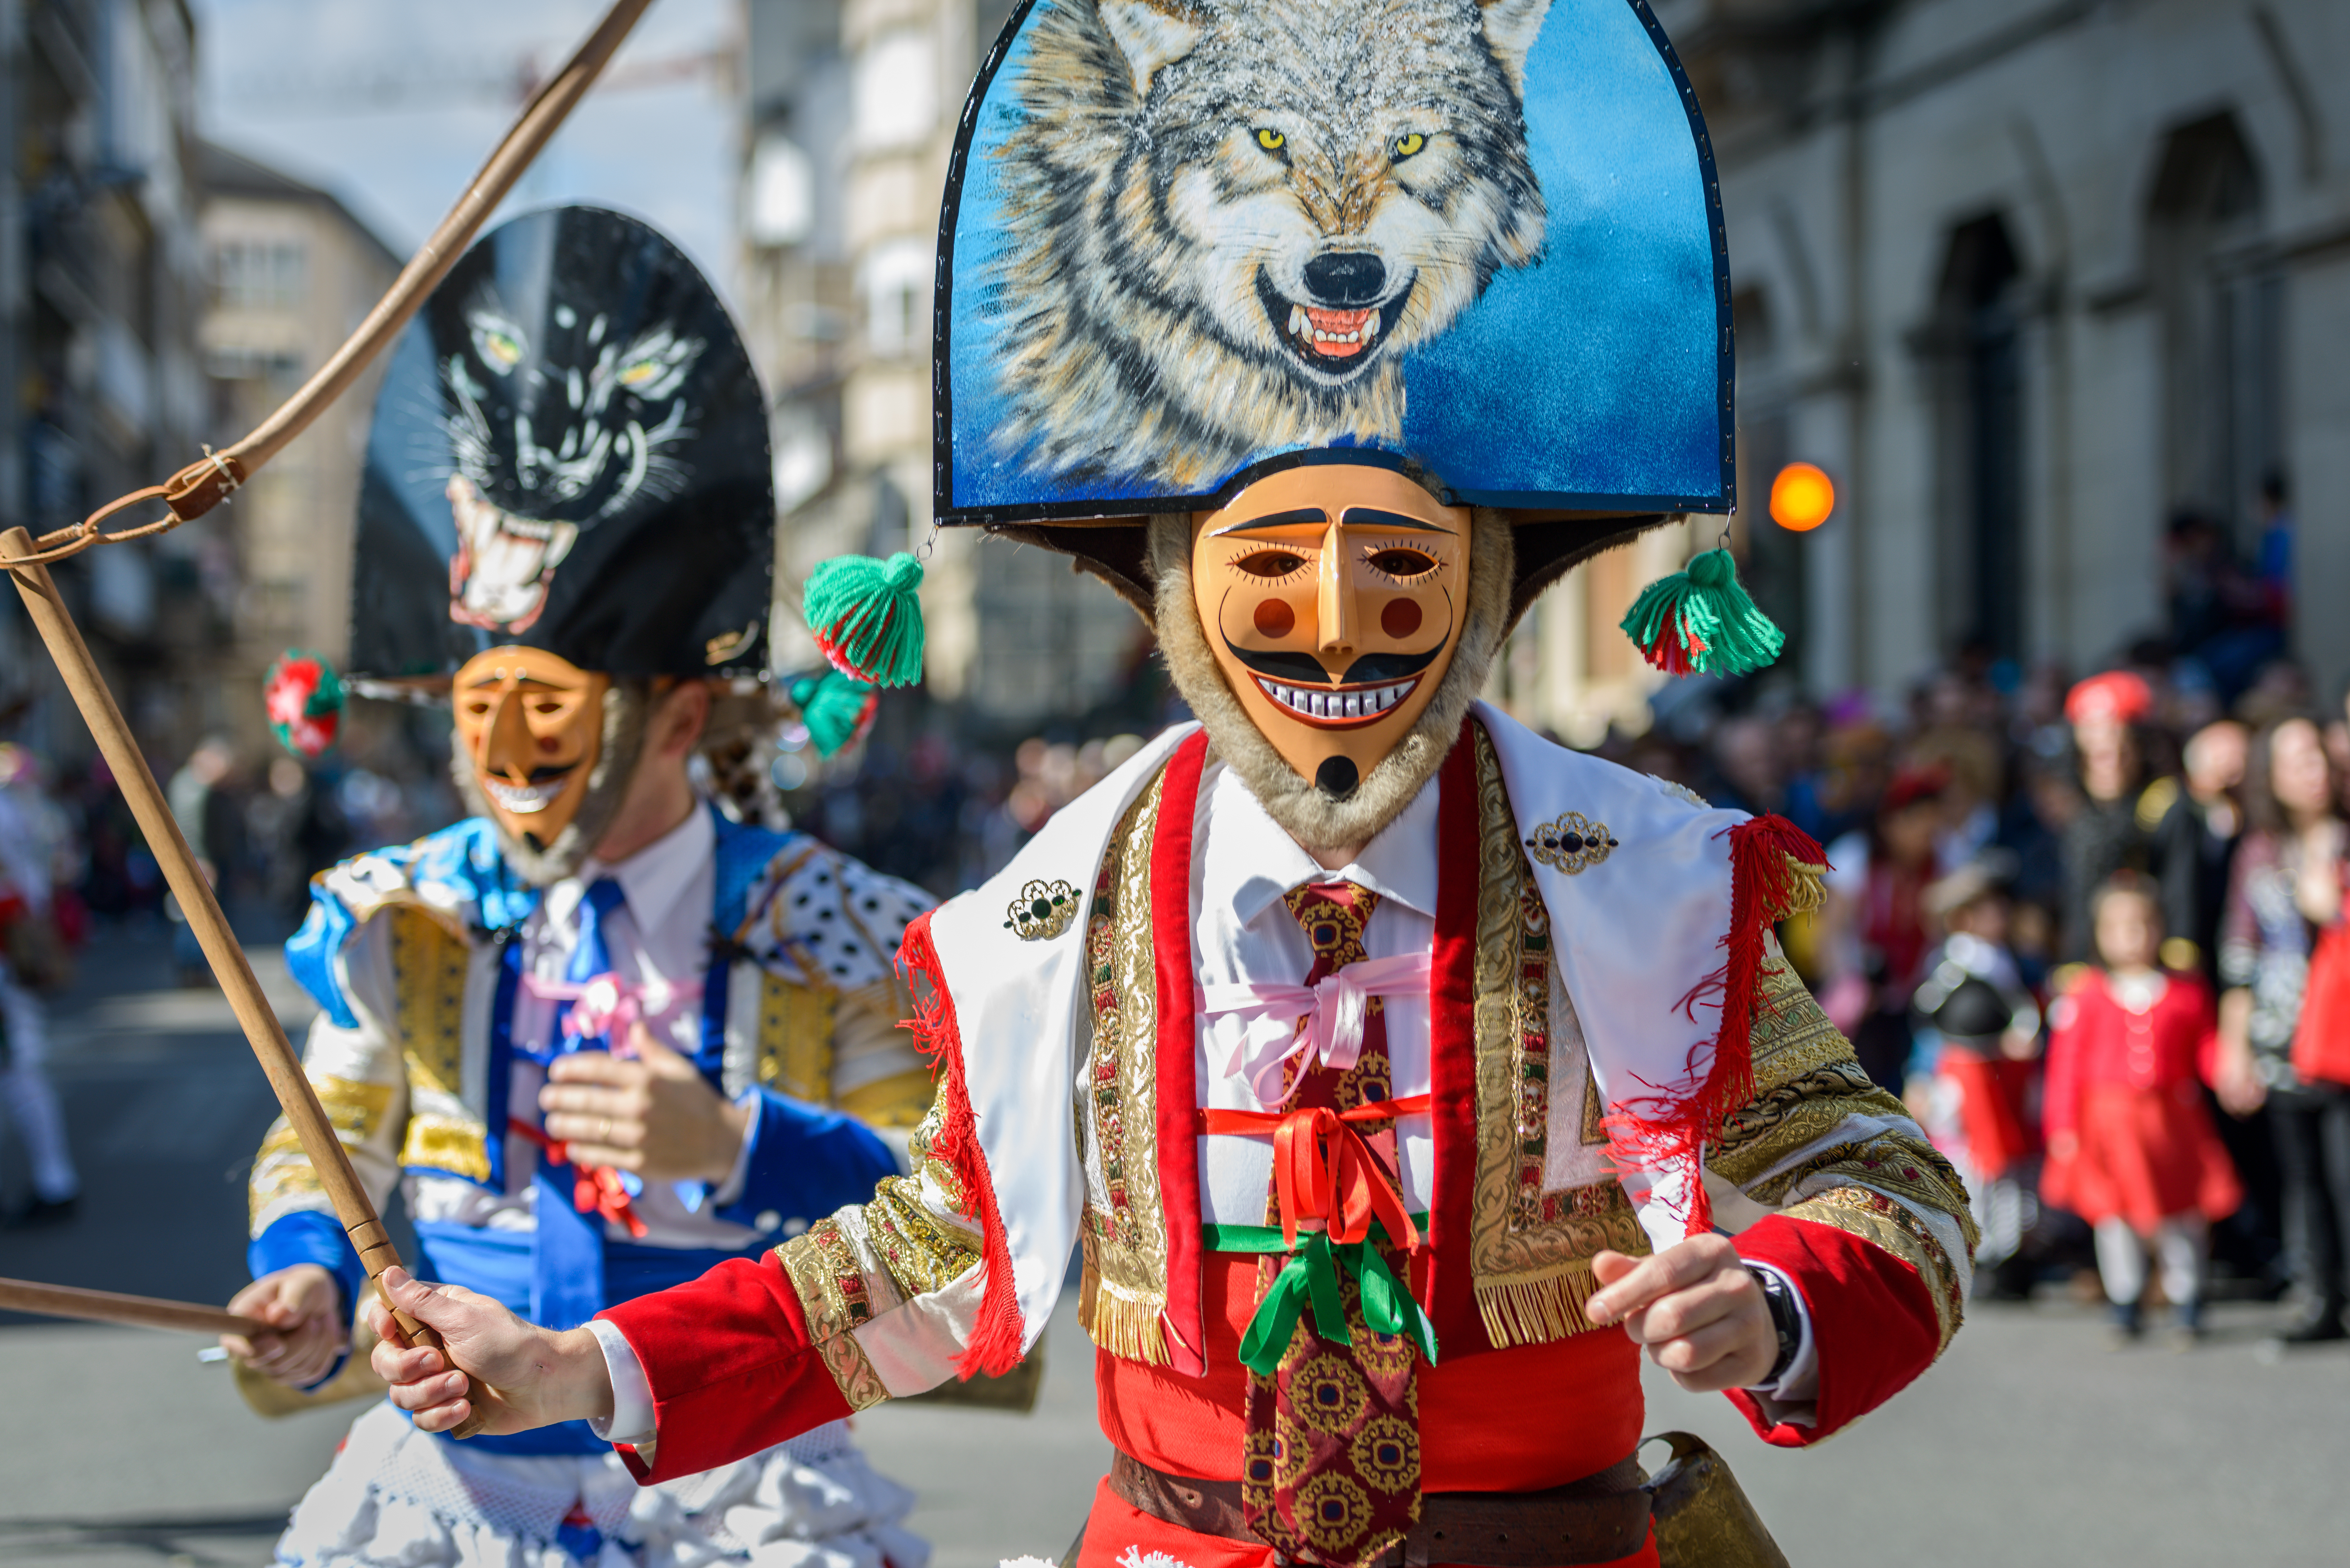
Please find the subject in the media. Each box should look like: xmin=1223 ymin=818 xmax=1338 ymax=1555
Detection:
xmin=249 ymin=806 xmax=935 ymax=1452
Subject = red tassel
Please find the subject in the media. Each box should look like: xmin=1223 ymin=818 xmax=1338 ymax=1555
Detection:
xmin=896 ymin=911 xmax=1025 ymax=1379
xmin=1635 ymin=612 xmax=1705 ymax=677
xmin=1605 ymin=814 xmax=1828 ymax=1236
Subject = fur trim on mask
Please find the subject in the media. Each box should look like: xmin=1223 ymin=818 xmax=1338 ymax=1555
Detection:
xmin=452 ymin=680 xmax=654 ymax=886
xmin=696 ymin=683 xmax=792 ymax=830
xmin=1148 ymin=508 xmax=1514 ymax=854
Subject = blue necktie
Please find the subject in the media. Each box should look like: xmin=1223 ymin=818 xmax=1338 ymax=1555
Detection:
xmin=531 ymin=878 xmax=625 ymax=1331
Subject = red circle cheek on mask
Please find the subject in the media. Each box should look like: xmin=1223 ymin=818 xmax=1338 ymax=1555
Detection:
xmin=1381 ymin=599 xmax=1423 ymax=638
xmin=1255 ymin=599 xmax=1296 ymax=638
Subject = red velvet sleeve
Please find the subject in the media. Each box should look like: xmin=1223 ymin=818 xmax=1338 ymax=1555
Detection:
xmin=598 ymin=1254 xmax=855 ymax=1483
xmin=1727 ymin=1212 xmax=1942 ymax=1447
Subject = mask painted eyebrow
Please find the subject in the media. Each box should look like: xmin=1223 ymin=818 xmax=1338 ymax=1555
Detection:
xmin=1211 ymin=507 xmax=1329 ymax=537
xmin=1340 ymin=507 xmax=1455 ymax=534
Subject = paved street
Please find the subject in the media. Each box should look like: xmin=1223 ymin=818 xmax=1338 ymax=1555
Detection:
xmin=4 ymin=921 xmax=2346 ymax=1565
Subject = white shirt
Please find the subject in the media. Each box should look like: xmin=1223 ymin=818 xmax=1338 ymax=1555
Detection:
xmin=1192 ymin=759 xmax=1442 ymax=1221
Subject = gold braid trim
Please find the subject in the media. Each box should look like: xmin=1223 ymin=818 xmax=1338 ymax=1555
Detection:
xmin=865 ymin=1176 xmax=983 ymax=1297
xmin=402 ymin=1117 xmax=493 ymax=1183
xmin=387 ymin=908 xmax=489 ymax=1181
xmin=1749 ymin=1134 xmax=1976 ymax=1232
xmin=1080 ymin=1219 xmax=1175 ymax=1365
xmin=777 ymin=1220 xmax=890 ymax=1411
xmin=1747 ymin=953 xmax=1857 ymax=1088
xmin=1464 ymin=723 xmax=1649 ymax=1348
xmin=754 ymin=971 xmax=837 ymax=1104
xmin=1711 ymin=957 xmax=1915 ymax=1190
xmin=1788 ymin=1184 xmax=1967 ymax=1352
xmin=1079 ymin=762 xmax=1177 ymax=1364
xmin=249 ymin=1075 xmax=393 ymax=1225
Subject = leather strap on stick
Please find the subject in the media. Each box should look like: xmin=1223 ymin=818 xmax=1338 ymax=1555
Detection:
xmin=7 ymin=0 xmax=656 ymax=567
xmin=1 ymin=527 xmax=490 ymax=1438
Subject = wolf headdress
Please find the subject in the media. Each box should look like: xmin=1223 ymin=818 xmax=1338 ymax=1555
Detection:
xmin=936 ymin=0 xmax=1734 ymax=607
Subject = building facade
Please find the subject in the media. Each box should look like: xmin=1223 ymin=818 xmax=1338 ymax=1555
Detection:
xmin=741 ymin=0 xmax=1148 ymax=731
xmin=1675 ymin=0 xmax=2348 ymax=701
xmin=197 ymin=140 xmax=399 ymax=738
xmin=0 ymin=0 xmax=213 ymax=764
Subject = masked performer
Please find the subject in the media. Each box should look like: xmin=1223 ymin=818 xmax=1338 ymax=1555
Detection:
xmin=369 ymin=7 xmax=1975 ymax=1566
xmin=223 ymin=207 xmax=936 ymax=1568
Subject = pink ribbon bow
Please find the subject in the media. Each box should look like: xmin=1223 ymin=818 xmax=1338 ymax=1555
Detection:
xmin=1201 ymin=952 xmax=1432 ymax=1105
xmin=520 ymin=970 xmax=702 ymax=1046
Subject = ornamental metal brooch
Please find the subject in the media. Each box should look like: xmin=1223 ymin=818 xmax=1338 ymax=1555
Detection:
xmin=1004 ymin=878 xmax=1080 ymax=940
xmin=1524 ymin=812 xmax=1619 ymax=873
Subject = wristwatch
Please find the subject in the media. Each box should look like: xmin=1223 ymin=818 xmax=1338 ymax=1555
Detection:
xmin=1746 ymin=1265 xmax=1801 ymax=1384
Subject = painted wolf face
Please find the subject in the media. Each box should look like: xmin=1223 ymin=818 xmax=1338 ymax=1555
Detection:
xmin=989 ymin=0 xmax=1552 ymax=492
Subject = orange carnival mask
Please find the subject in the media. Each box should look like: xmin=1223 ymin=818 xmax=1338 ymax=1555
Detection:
xmin=451 ymin=647 xmax=609 ymax=848
xmin=1191 ymin=466 xmax=1469 ymax=800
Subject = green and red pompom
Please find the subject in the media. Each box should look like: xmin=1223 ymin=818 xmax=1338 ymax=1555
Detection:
xmin=264 ymin=651 xmax=343 ymax=758
xmin=802 ymin=552 xmax=926 ymax=688
xmin=1619 ymin=548 xmax=1785 ymax=678
xmin=788 ymin=670 xmax=878 ymax=759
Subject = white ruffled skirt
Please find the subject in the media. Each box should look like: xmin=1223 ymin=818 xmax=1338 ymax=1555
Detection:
xmin=274 ymin=1402 xmax=930 ymax=1568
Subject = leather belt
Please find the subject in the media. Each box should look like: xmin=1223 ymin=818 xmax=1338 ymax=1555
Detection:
xmin=1106 ymin=1451 xmax=1652 ymax=1567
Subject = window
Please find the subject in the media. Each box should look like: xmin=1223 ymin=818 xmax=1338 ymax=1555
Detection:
xmin=747 ymin=132 xmax=813 ymax=248
xmin=2148 ymin=113 xmax=2278 ymax=538
xmin=213 ymin=240 xmax=308 ymax=309
xmin=860 ymin=237 xmax=933 ymax=359
xmin=853 ymin=30 xmax=937 ymax=151
xmin=1930 ymin=215 xmax=2025 ymax=663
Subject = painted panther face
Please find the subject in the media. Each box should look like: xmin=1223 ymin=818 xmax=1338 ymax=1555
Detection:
xmin=350 ymin=207 xmax=775 ymax=689
xmin=437 ymin=282 xmax=708 ymax=637
xmin=443 ymin=295 xmax=704 ymax=526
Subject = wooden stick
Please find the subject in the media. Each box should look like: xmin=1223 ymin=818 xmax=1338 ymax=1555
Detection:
xmin=0 ymin=1276 xmax=267 ymax=1337
xmin=0 ymin=527 xmax=490 ymax=1438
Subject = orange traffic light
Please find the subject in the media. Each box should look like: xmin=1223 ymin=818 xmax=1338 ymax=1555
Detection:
xmin=1769 ymin=462 xmax=1836 ymax=532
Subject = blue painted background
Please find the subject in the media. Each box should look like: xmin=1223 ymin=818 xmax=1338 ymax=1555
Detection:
xmin=945 ymin=0 xmax=1725 ymax=513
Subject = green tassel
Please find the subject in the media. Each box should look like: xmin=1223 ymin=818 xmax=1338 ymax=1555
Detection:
xmin=804 ymin=552 xmax=926 ymax=688
xmin=1618 ymin=548 xmax=1785 ymax=677
xmin=788 ymin=671 xmax=878 ymax=759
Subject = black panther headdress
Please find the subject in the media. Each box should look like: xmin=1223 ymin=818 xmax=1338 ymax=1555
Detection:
xmin=348 ymin=205 xmax=773 ymax=682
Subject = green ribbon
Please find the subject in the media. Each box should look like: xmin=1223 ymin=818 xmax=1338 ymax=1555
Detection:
xmin=1207 ymin=1219 xmax=1439 ymax=1376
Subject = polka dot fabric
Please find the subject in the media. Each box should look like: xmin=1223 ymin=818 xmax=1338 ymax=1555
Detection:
xmin=754 ymin=848 xmax=934 ymax=993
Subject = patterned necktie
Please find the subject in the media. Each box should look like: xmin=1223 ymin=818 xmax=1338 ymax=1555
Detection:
xmin=1241 ymin=880 xmax=1422 ymax=1568
xmin=532 ymin=876 xmax=626 ymax=1331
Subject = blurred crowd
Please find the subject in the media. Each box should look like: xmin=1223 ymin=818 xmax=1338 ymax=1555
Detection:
xmin=1614 ymin=644 xmax=2348 ymax=1347
xmin=4 ymin=537 xmax=2345 ymax=1345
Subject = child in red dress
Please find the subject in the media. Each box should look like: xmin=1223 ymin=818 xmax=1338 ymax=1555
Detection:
xmin=2043 ymin=874 xmax=2242 ymax=1343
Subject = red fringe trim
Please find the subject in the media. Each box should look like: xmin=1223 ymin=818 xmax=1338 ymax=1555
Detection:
xmin=896 ymin=909 xmax=1025 ymax=1378
xmin=1603 ymin=814 xmax=1827 ymax=1236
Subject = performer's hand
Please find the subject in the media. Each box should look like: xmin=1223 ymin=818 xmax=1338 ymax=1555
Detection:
xmin=542 ymin=1023 xmax=752 ymax=1184
xmin=368 ymin=1265 xmax=614 ymax=1436
xmin=222 ymin=1263 xmax=348 ymax=1387
xmin=1586 ymin=1236 xmax=1779 ymax=1393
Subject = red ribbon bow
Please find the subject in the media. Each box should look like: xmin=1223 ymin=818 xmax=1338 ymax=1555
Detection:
xmin=1200 ymin=1095 xmax=1431 ymax=1251
xmin=507 ymin=1116 xmax=649 ymax=1239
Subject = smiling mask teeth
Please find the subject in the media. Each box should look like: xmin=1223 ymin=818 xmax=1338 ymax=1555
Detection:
xmin=1253 ymin=676 xmax=1420 ymax=725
